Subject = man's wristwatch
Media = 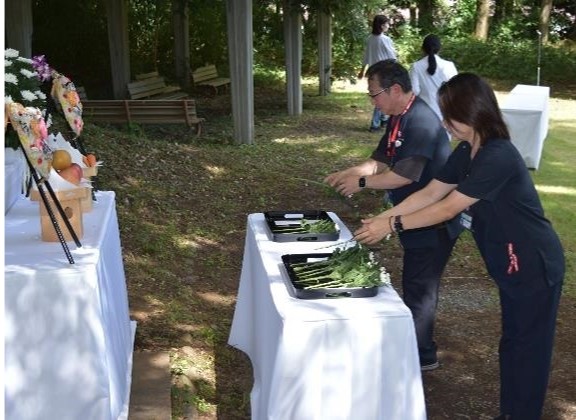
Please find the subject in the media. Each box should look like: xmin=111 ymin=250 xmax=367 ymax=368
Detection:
xmin=359 ymin=176 xmax=366 ymax=188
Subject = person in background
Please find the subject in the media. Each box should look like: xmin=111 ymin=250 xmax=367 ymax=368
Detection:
xmin=358 ymin=15 xmax=397 ymax=132
xmin=409 ymin=34 xmax=458 ymax=121
xmin=325 ymin=59 xmax=461 ymax=371
xmin=354 ymin=73 xmax=564 ymax=420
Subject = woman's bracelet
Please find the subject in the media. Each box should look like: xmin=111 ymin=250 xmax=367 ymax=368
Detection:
xmin=388 ymin=216 xmax=395 ymax=233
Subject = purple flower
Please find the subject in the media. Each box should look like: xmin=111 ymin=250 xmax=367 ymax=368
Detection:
xmin=32 ymin=54 xmax=53 ymax=82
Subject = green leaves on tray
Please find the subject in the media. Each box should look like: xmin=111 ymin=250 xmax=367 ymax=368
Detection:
xmin=289 ymin=244 xmax=391 ymax=290
xmin=273 ymin=218 xmax=337 ymax=234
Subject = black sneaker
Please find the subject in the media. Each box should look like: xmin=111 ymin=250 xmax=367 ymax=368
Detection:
xmin=421 ymin=361 xmax=440 ymax=371
xmin=369 ymin=126 xmax=383 ymax=133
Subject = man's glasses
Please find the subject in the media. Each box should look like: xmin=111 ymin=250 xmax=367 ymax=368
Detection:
xmin=367 ymin=88 xmax=389 ymax=99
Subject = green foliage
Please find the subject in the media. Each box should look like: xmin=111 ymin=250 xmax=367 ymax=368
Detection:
xmin=392 ymin=25 xmax=423 ymax=63
xmin=32 ymin=0 xmax=109 ymax=96
xmin=26 ymin=0 xmax=576 ymax=97
xmin=394 ymin=33 xmax=576 ymax=87
xmin=439 ymin=0 xmax=479 ymax=36
xmin=253 ymin=2 xmax=285 ymax=70
xmin=188 ymin=1 xmax=229 ymax=72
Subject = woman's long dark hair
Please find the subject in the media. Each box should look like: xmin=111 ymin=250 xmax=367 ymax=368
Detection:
xmin=438 ymin=73 xmax=510 ymax=145
xmin=371 ymin=15 xmax=389 ymax=35
xmin=422 ymin=34 xmax=441 ymax=75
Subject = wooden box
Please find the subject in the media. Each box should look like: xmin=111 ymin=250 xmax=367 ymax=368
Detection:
xmin=82 ymin=166 xmax=98 ymax=178
xmin=80 ymin=187 xmax=94 ymax=212
xmin=31 ymin=188 xmax=84 ymax=242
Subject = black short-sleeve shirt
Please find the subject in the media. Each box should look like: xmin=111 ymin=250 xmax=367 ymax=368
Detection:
xmin=371 ymin=97 xmax=460 ymax=248
xmin=436 ymin=139 xmax=564 ymax=297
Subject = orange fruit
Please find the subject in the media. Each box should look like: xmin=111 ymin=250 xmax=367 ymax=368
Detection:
xmin=52 ymin=150 xmax=72 ymax=170
xmin=86 ymin=154 xmax=97 ymax=167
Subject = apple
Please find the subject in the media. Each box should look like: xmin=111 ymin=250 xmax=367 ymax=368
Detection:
xmin=58 ymin=163 xmax=83 ymax=185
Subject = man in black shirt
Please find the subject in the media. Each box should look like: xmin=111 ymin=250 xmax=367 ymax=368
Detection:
xmin=325 ymin=59 xmax=461 ymax=370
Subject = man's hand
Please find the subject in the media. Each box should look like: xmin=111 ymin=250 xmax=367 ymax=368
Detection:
xmin=324 ymin=173 xmax=362 ymax=197
xmin=323 ymin=171 xmax=343 ymax=188
xmin=354 ymin=215 xmax=393 ymax=245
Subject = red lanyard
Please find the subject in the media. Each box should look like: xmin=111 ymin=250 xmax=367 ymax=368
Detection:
xmin=387 ymin=94 xmax=416 ymax=157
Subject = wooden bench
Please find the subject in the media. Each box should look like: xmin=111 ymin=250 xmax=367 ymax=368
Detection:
xmin=191 ymin=64 xmax=230 ymax=94
xmin=81 ymin=99 xmax=205 ymax=135
xmin=127 ymin=72 xmax=189 ymax=100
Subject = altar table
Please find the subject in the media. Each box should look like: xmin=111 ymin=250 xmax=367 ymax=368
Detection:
xmin=4 ymin=148 xmax=26 ymax=214
xmin=228 ymin=213 xmax=426 ymax=420
xmin=501 ymin=84 xmax=550 ymax=169
xmin=5 ymin=191 xmax=136 ymax=420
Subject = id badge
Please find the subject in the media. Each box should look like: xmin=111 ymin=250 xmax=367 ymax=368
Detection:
xmin=460 ymin=210 xmax=473 ymax=231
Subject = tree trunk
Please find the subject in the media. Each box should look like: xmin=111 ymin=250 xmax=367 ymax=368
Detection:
xmin=5 ymin=0 xmax=33 ymax=57
xmin=494 ymin=0 xmax=513 ymax=23
xmin=417 ymin=0 xmax=434 ymax=31
xmin=539 ymin=0 xmax=553 ymax=44
xmin=317 ymin=10 xmax=332 ymax=96
xmin=474 ymin=0 xmax=490 ymax=40
xmin=409 ymin=4 xmax=417 ymax=26
xmin=103 ymin=0 xmax=131 ymax=99
xmin=172 ymin=0 xmax=190 ymax=88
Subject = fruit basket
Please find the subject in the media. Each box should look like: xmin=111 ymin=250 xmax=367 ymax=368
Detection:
xmin=281 ymin=245 xmax=389 ymax=299
xmin=264 ymin=210 xmax=340 ymax=242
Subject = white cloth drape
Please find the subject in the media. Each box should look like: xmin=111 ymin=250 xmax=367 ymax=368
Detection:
xmin=5 ymin=191 xmax=135 ymax=420
xmin=228 ymin=213 xmax=426 ymax=420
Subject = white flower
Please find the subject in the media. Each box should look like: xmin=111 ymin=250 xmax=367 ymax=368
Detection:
xmin=5 ymin=48 xmax=19 ymax=58
xmin=5 ymin=95 xmax=14 ymax=104
xmin=16 ymin=56 xmax=33 ymax=64
xmin=5 ymin=59 xmax=13 ymax=67
xmin=20 ymin=68 xmax=36 ymax=78
xmin=379 ymin=267 xmax=391 ymax=285
xmin=21 ymin=90 xmax=38 ymax=101
xmin=5 ymin=73 xmax=18 ymax=84
xmin=35 ymin=90 xmax=46 ymax=99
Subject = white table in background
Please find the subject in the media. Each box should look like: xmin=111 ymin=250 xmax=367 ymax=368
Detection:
xmin=5 ymin=191 xmax=136 ymax=420
xmin=228 ymin=213 xmax=426 ymax=420
xmin=501 ymin=84 xmax=550 ymax=169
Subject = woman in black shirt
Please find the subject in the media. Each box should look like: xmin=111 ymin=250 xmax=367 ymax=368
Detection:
xmin=354 ymin=73 xmax=564 ymax=420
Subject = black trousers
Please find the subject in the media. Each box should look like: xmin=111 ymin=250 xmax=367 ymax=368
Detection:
xmin=402 ymin=228 xmax=457 ymax=365
xmin=498 ymin=281 xmax=563 ymax=419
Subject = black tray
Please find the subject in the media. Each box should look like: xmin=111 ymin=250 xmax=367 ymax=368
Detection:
xmin=281 ymin=253 xmax=379 ymax=299
xmin=264 ymin=210 xmax=340 ymax=242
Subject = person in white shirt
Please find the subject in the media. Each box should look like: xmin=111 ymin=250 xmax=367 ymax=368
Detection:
xmin=358 ymin=15 xmax=397 ymax=132
xmin=409 ymin=34 xmax=458 ymax=121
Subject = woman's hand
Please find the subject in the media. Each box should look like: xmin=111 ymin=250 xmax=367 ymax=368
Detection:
xmin=354 ymin=215 xmax=393 ymax=245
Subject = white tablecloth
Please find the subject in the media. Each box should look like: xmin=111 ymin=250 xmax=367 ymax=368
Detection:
xmin=4 ymin=148 xmax=27 ymax=215
xmin=5 ymin=191 xmax=136 ymax=420
xmin=228 ymin=213 xmax=426 ymax=420
xmin=501 ymin=84 xmax=550 ymax=169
